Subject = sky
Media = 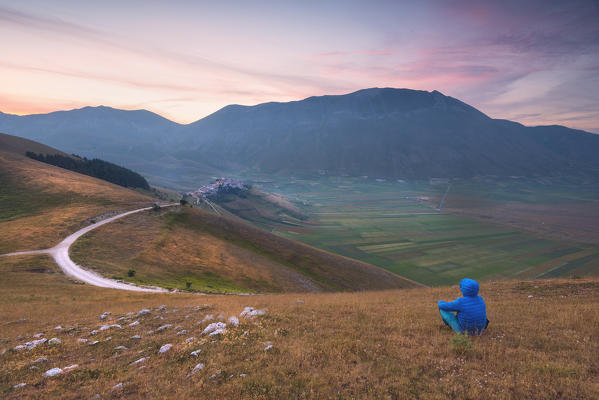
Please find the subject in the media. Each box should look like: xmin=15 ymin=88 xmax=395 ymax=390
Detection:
xmin=1 ymin=0 xmax=598 ymax=132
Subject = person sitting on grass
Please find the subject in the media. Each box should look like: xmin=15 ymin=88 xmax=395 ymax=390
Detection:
xmin=438 ymin=278 xmax=488 ymax=335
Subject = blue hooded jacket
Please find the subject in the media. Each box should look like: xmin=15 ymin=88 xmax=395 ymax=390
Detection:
xmin=438 ymin=279 xmax=487 ymax=333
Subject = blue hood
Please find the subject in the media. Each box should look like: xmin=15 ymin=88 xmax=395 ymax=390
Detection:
xmin=460 ymin=279 xmax=479 ymax=297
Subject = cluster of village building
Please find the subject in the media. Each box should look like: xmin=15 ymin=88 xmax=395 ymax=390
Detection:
xmin=187 ymin=178 xmax=246 ymax=200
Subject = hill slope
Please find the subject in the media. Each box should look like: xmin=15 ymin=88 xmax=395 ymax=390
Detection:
xmin=2 ymin=88 xmax=599 ymax=187
xmin=1 ymin=262 xmax=597 ymax=399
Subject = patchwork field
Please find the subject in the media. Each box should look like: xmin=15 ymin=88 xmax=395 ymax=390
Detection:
xmin=251 ymin=177 xmax=599 ymax=286
xmin=0 ymin=254 xmax=597 ymax=399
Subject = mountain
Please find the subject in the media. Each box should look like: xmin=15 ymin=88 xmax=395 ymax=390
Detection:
xmin=2 ymin=88 xmax=599 ymax=186
xmin=179 ymin=88 xmax=599 ymax=178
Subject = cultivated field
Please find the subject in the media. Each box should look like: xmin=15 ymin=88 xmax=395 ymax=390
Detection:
xmin=1 ymin=254 xmax=597 ymax=399
xmin=253 ymin=177 xmax=599 ymax=286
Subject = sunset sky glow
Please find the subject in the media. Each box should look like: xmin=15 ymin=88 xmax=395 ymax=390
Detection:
xmin=1 ymin=0 xmax=598 ymax=132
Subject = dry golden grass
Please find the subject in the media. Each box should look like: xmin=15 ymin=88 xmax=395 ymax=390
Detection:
xmin=71 ymin=207 xmax=420 ymax=293
xmin=1 ymin=254 xmax=597 ymax=399
xmin=0 ymin=150 xmax=154 ymax=253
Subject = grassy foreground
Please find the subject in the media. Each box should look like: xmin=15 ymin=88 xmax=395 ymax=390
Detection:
xmin=1 ymin=254 xmax=597 ymax=399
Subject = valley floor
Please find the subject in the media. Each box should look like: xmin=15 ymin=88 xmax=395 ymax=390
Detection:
xmin=1 ymin=254 xmax=597 ymax=399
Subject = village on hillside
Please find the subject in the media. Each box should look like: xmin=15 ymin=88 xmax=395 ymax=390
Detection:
xmin=186 ymin=178 xmax=247 ymax=204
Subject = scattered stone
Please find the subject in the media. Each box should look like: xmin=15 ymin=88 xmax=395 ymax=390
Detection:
xmin=90 ymin=330 xmax=99 ymax=336
xmin=90 ymin=341 xmax=100 ymax=345
xmin=100 ymin=324 xmax=122 ymax=331
xmin=128 ymin=321 xmax=140 ymax=328
xmin=117 ymin=317 xmax=129 ymax=322
xmin=12 ymin=382 xmax=26 ymax=389
xmin=202 ymin=322 xmax=226 ymax=336
xmin=158 ymin=344 xmax=172 ymax=354
xmin=153 ymin=315 xmax=164 ymax=320
xmin=199 ymin=314 xmax=214 ymax=324
xmin=156 ymin=305 xmax=167 ymax=311
xmin=156 ymin=324 xmax=172 ymax=332
xmin=91 ymin=394 xmax=101 ymax=399
xmin=21 ymin=338 xmax=47 ymax=350
xmin=217 ymin=314 xmax=225 ymax=320
xmin=77 ymin=338 xmax=89 ymax=344
xmin=176 ymin=330 xmax=188 ymax=335
xmin=54 ymin=326 xmax=63 ymax=331
xmin=173 ymin=308 xmax=179 ymax=313
xmin=130 ymin=335 xmax=142 ymax=340
xmin=64 ymin=364 xmax=78 ymax=372
xmin=240 ymin=374 xmax=247 ymax=377
xmin=296 ymin=299 xmax=304 ymax=304
xmin=114 ymin=346 xmax=128 ymax=351
xmin=99 ymin=312 xmax=111 ymax=320
xmin=131 ymin=357 xmax=147 ymax=365
xmin=105 ymin=337 xmax=112 ymax=341
xmin=44 ymin=367 xmax=63 ymax=377
xmin=264 ymin=345 xmax=273 ymax=351
xmin=240 ymin=307 xmax=266 ymax=319
xmin=185 ymin=337 xmax=196 ymax=343
xmin=228 ymin=316 xmax=239 ymax=327
xmin=34 ymin=357 xmax=48 ymax=363
xmin=30 ymin=365 xmax=39 ymax=370
xmin=187 ymin=363 xmax=204 ymax=377
xmin=190 ymin=349 xmax=201 ymax=357
xmin=33 ymin=333 xmax=44 ymax=338
xmin=210 ymin=374 xmax=218 ymax=379
xmin=112 ymin=382 xmax=123 ymax=390
xmin=137 ymin=309 xmax=151 ymax=317
xmin=528 ymin=295 xmax=534 ymax=298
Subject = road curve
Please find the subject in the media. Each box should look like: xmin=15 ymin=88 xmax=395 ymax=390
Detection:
xmin=1 ymin=205 xmax=179 ymax=292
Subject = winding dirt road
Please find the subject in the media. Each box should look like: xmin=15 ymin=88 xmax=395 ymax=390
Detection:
xmin=1 ymin=205 xmax=178 ymax=292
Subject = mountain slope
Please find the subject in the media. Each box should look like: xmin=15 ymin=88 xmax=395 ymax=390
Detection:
xmin=180 ymin=88 xmax=599 ymax=178
xmin=2 ymin=88 xmax=599 ymax=186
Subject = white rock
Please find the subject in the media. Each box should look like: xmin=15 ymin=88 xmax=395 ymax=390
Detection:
xmin=199 ymin=314 xmax=214 ymax=324
xmin=295 ymin=299 xmax=304 ymax=304
xmin=240 ymin=373 xmax=247 ymax=377
xmin=105 ymin=337 xmax=112 ymax=341
xmin=128 ymin=321 xmax=140 ymax=328
xmin=54 ymin=326 xmax=63 ymax=331
xmin=156 ymin=305 xmax=167 ymax=311
xmin=90 ymin=341 xmax=100 ymax=345
xmin=189 ymin=363 xmax=204 ymax=375
xmin=185 ymin=337 xmax=196 ymax=343
xmin=34 ymin=357 xmax=48 ymax=363
xmin=176 ymin=330 xmax=188 ymax=335
xmin=90 ymin=330 xmax=99 ymax=336
xmin=158 ymin=344 xmax=172 ymax=354
xmin=114 ymin=346 xmax=128 ymax=351
xmin=112 ymin=382 xmax=123 ymax=390
xmin=264 ymin=345 xmax=273 ymax=351
xmin=137 ymin=309 xmax=151 ymax=317
xmin=12 ymin=382 xmax=26 ymax=389
xmin=77 ymin=338 xmax=89 ymax=344
xmin=100 ymin=312 xmax=111 ymax=320
xmin=156 ymin=324 xmax=172 ymax=332
xmin=228 ymin=316 xmax=239 ymax=327
xmin=217 ymin=314 xmax=225 ymax=320
xmin=64 ymin=364 xmax=78 ymax=372
xmin=126 ymin=312 xmax=135 ymax=316
xmin=33 ymin=333 xmax=44 ymax=338
xmin=99 ymin=324 xmax=121 ymax=331
xmin=130 ymin=335 xmax=142 ymax=340
xmin=48 ymin=338 xmax=61 ymax=345
xmin=190 ymin=349 xmax=201 ymax=357
xmin=240 ymin=307 xmax=266 ymax=319
xmin=44 ymin=367 xmax=63 ymax=377
xmin=528 ymin=295 xmax=534 ymax=298
xmin=131 ymin=357 xmax=147 ymax=365
xmin=202 ymin=322 xmax=226 ymax=336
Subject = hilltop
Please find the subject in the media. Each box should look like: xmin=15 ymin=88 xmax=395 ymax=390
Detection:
xmin=2 ymin=88 xmax=599 ymax=188
xmin=1 ymin=258 xmax=597 ymax=399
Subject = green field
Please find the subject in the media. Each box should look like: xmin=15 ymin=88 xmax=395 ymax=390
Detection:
xmin=250 ymin=176 xmax=599 ymax=286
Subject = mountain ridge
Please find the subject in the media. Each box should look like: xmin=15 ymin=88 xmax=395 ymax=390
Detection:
xmin=1 ymin=88 xmax=598 ymax=185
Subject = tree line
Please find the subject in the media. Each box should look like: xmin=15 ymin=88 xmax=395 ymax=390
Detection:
xmin=26 ymin=152 xmax=150 ymax=190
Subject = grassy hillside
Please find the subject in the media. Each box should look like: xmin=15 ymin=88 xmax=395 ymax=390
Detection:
xmin=0 ymin=147 xmax=154 ymax=253
xmin=1 ymin=254 xmax=597 ymax=399
xmin=71 ymin=206 xmax=420 ymax=293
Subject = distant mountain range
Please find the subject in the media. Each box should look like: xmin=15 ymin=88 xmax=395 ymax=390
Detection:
xmin=1 ymin=88 xmax=598 ymax=187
